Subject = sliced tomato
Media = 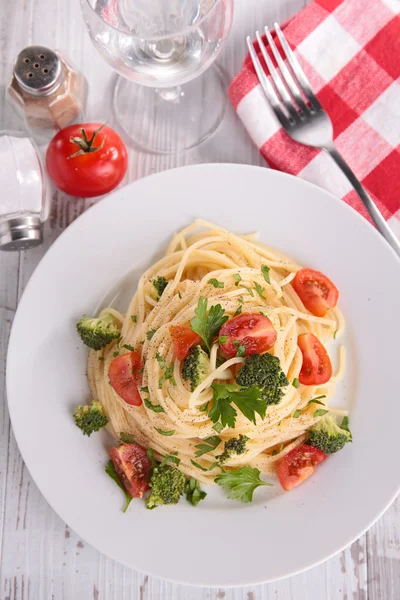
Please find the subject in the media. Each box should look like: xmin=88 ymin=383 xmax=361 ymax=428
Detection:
xmin=108 ymin=351 xmax=142 ymax=406
xmin=170 ymin=325 xmax=201 ymax=361
xmin=218 ymin=313 xmax=277 ymax=358
xmin=293 ymin=268 xmax=339 ymax=317
xmin=298 ymin=333 xmax=332 ymax=386
xmin=278 ymin=443 xmax=327 ymax=491
xmin=110 ymin=443 xmax=151 ymax=498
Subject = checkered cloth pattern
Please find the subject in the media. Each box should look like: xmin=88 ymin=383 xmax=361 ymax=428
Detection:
xmin=229 ymin=0 xmax=400 ymax=233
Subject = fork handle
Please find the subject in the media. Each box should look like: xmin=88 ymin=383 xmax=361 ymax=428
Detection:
xmin=325 ymin=145 xmax=400 ymax=258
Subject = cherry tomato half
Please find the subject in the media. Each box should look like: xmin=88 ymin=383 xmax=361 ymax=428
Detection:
xmin=298 ymin=333 xmax=332 ymax=386
xmin=110 ymin=443 xmax=151 ymax=498
xmin=278 ymin=444 xmax=327 ymax=491
xmin=46 ymin=123 xmax=128 ymax=198
xmin=170 ymin=325 xmax=201 ymax=361
xmin=108 ymin=351 xmax=142 ymax=406
xmin=218 ymin=313 xmax=277 ymax=358
xmin=293 ymin=268 xmax=339 ymax=317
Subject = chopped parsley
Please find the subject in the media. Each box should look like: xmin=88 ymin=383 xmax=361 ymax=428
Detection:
xmin=234 ymin=296 xmax=244 ymax=317
xmin=190 ymin=460 xmax=219 ymax=472
xmin=130 ymin=315 xmax=137 ymax=323
xmin=240 ymin=284 xmax=254 ymax=297
xmin=254 ymin=282 xmax=266 ymax=300
xmin=112 ymin=351 xmax=119 ymax=358
xmin=119 ymin=432 xmax=136 ymax=444
xmin=144 ymin=397 xmax=165 ymax=413
xmin=198 ymin=401 xmax=209 ymax=412
xmin=122 ymin=344 xmax=134 ymax=351
xmin=307 ymin=395 xmax=326 ymax=406
xmin=217 ymin=335 xmax=228 ymax=345
xmin=208 ymin=278 xmax=224 ymax=288
xmin=105 ymin=460 xmax=132 ymax=513
xmin=233 ymin=273 xmax=242 ymax=286
xmin=293 ymin=409 xmax=301 ymax=418
xmin=314 ymin=408 xmax=329 ymax=418
xmin=155 ymin=352 xmax=166 ymax=369
xmin=194 ymin=435 xmax=222 ymax=457
xmin=146 ymin=328 xmax=157 ymax=340
xmin=155 ymin=427 xmax=175 ymax=436
xmin=292 ymin=378 xmax=300 ymax=388
xmin=261 ymin=264 xmax=271 ymax=284
xmin=98 ymin=356 xmax=105 ymax=361
xmin=233 ymin=340 xmax=246 ymax=357
xmin=160 ymin=452 xmax=180 ymax=467
xmin=140 ymin=386 xmax=149 ymax=393
xmin=185 ymin=478 xmax=207 ymax=506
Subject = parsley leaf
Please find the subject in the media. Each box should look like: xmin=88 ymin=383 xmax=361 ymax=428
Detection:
xmin=293 ymin=409 xmax=301 ymax=418
xmin=160 ymin=452 xmax=180 ymax=467
xmin=213 ymin=422 xmax=224 ymax=433
xmin=292 ymin=378 xmax=300 ymax=388
xmin=155 ymin=427 xmax=175 ymax=436
xmin=254 ymin=282 xmax=266 ymax=300
xmin=130 ymin=315 xmax=137 ymax=323
xmin=208 ymin=384 xmax=238 ymax=428
xmin=198 ymin=401 xmax=209 ymax=412
xmin=208 ymin=384 xmax=267 ymax=428
xmin=146 ymin=328 xmax=157 ymax=340
xmin=185 ymin=478 xmax=207 ymax=506
xmin=261 ymin=264 xmax=271 ymax=284
xmin=190 ymin=296 xmax=229 ymax=352
xmin=144 ymin=397 xmax=165 ymax=413
xmin=231 ymin=386 xmax=266 ymax=424
xmin=241 ymin=284 xmax=254 ymax=297
xmin=155 ymin=352 xmax=166 ymax=369
xmin=307 ymin=395 xmax=326 ymax=406
xmin=217 ymin=335 xmax=228 ymax=345
xmin=234 ymin=296 xmax=244 ymax=317
xmin=340 ymin=415 xmax=350 ymax=432
xmin=113 ymin=351 xmax=119 ymax=358
xmin=105 ymin=460 xmax=132 ymax=513
xmin=191 ymin=459 xmax=219 ymax=472
xmin=233 ymin=340 xmax=246 ymax=357
xmin=140 ymin=386 xmax=149 ymax=393
xmin=314 ymin=408 xmax=329 ymax=418
xmin=233 ymin=273 xmax=242 ymax=286
xmin=208 ymin=278 xmax=224 ymax=289
xmin=194 ymin=435 xmax=222 ymax=457
xmin=333 ymin=329 xmax=338 ymax=339
xmin=122 ymin=344 xmax=134 ymax=351
xmin=119 ymin=432 xmax=136 ymax=444
xmin=215 ymin=466 xmax=272 ymax=502
xmin=158 ymin=364 xmax=175 ymax=389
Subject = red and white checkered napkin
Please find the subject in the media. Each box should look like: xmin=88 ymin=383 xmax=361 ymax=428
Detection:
xmin=229 ymin=0 xmax=400 ymax=232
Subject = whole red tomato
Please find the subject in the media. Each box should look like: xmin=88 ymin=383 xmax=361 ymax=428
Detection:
xmin=46 ymin=123 xmax=128 ymax=198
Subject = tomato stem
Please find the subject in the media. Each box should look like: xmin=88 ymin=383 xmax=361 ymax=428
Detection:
xmin=67 ymin=123 xmax=107 ymax=159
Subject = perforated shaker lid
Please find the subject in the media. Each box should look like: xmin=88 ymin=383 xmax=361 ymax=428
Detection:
xmin=13 ymin=45 xmax=63 ymax=96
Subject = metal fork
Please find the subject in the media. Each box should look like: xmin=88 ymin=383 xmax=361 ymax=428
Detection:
xmin=247 ymin=24 xmax=400 ymax=258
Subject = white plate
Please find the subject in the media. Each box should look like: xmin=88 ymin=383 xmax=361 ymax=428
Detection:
xmin=7 ymin=164 xmax=400 ymax=587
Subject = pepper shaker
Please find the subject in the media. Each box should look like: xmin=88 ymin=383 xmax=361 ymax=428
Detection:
xmin=6 ymin=46 xmax=88 ymax=142
xmin=0 ymin=132 xmax=48 ymax=251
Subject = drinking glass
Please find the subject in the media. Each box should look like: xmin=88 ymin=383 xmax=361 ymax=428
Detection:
xmin=81 ymin=0 xmax=234 ymax=154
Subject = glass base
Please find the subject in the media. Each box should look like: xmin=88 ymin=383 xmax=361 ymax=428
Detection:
xmin=112 ymin=65 xmax=228 ymax=154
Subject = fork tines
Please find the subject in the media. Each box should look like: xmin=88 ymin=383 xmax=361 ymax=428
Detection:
xmin=247 ymin=23 xmax=321 ymax=126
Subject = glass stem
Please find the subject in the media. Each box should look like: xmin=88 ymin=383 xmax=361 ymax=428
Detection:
xmin=155 ymin=86 xmax=183 ymax=103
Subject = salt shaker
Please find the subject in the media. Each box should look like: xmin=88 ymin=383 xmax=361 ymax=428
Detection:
xmin=0 ymin=132 xmax=47 ymax=251
xmin=6 ymin=46 xmax=87 ymax=141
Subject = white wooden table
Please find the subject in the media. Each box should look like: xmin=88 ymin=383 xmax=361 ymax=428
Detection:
xmin=1 ymin=0 xmax=399 ymax=598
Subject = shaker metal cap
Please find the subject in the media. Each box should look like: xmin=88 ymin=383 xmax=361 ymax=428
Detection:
xmin=13 ymin=46 xmax=63 ymax=96
xmin=0 ymin=216 xmax=43 ymax=251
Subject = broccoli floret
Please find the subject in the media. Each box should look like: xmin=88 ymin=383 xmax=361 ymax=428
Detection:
xmin=307 ymin=414 xmax=352 ymax=453
xmin=76 ymin=313 xmax=120 ymax=350
xmin=73 ymin=400 xmax=108 ymax=436
xmin=217 ymin=434 xmax=249 ymax=464
xmin=152 ymin=276 xmax=168 ymax=300
xmin=146 ymin=464 xmax=186 ymax=509
xmin=236 ymin=353 xmax=288 ymax=405
xmin=182 ymin=345 xmax=210 ymax=391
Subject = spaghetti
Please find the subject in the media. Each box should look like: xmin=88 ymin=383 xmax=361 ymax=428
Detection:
xmin=88 ymin=220 xmax=344 ymax=485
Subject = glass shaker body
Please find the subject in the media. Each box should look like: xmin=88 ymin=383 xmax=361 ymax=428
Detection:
xmin=0 ymin=131 xmax=48 ymax=250
xmin=6 ymin=46 xmax=87 ymax=142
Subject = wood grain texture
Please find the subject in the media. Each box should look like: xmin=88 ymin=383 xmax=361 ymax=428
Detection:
xmin=0 ymin=0 xmax=398 ymax=598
